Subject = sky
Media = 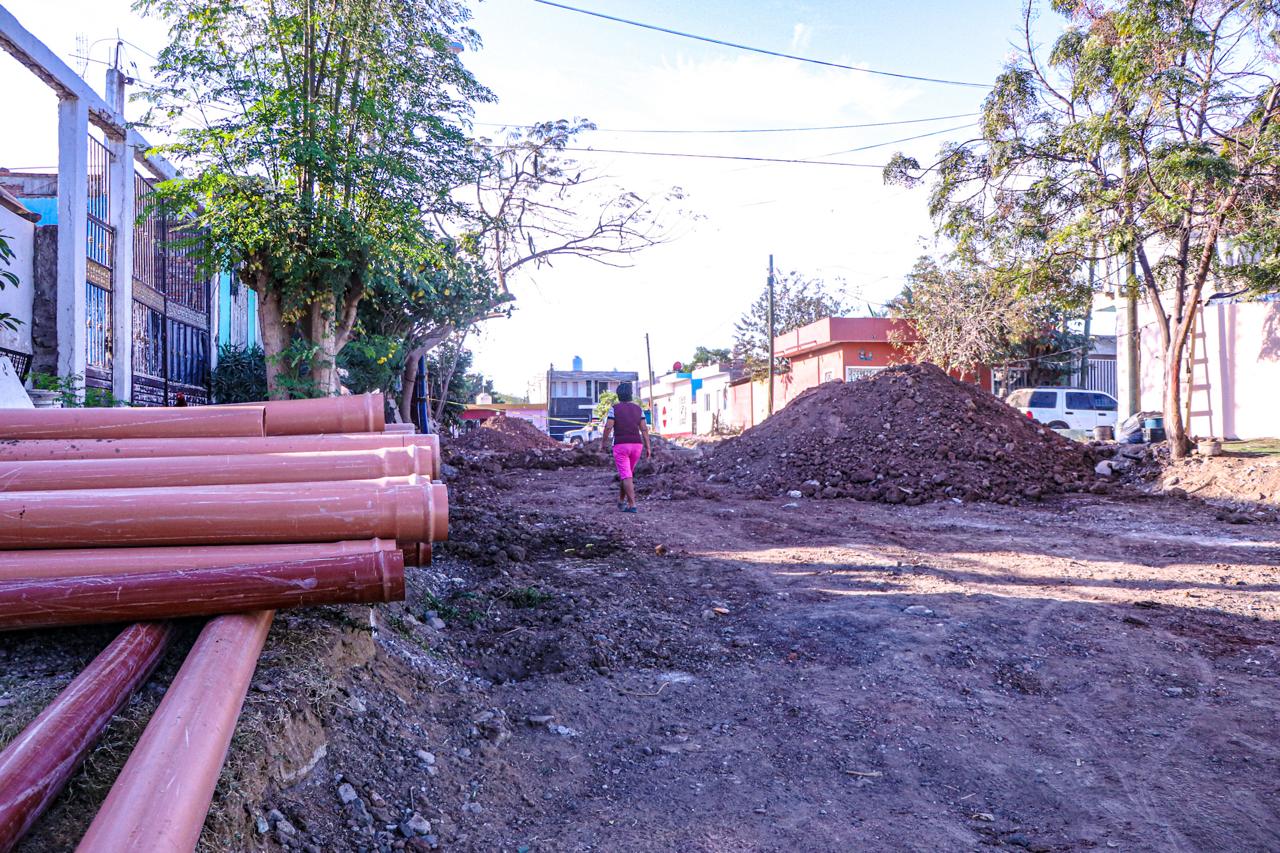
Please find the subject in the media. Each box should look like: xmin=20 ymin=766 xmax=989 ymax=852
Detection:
xmin=0 ymin=0 xmax=1089 ymax=397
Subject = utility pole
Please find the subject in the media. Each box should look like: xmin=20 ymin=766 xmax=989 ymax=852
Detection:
xmin=766 ymin=254 xmax=775 ymax=417
xmin=644 ymin=333 xmax=657 ymax=433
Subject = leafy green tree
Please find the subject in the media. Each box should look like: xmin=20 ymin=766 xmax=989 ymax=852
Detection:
xmin=685 ymin=346 xmax=731 ymax=370
xmin=733 ymin=270 xmax=849 ymax=378
xmin=886 ymin=0 xmax=1280 ymax=456
xmin=890 ymin=256 xmax=1088 ymax=377
xmin=424 ymin=338 xmax=476 ymax=429
xmin=137 ymin=0 xmax=491 ymax=397
xmin=347 ymin=241 xmax=502 ymax=419
xmin=593 ymin=390 xmax=618 ymax=421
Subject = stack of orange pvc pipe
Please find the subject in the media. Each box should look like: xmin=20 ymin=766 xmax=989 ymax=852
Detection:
xmin=0 ymin=393 xmax=448 ymax=851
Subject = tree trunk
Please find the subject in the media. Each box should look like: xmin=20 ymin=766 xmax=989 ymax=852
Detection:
xmin=1162 ymin=304 xmax=1197 ymax=460
xmin=255 ymin=287 xmax=291 ymax=401
xmin=307 ymin=298 xmax=340 ymax=396
xmin=399 ymin=346 xmax=427 ymax=425
xmin=433 ymin=335 xmax=467 ymax=425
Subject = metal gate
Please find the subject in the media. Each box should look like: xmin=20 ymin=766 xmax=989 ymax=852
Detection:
xmin=85 ymin=135 xmax=114 ymax=392
xmin=130 ymin=173 xmax=211 ymax=405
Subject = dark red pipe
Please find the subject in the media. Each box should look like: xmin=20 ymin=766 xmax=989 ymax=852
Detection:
xmin=0 ymin=622 xmax=171 ymax=852
xmin=0 ymin=549 xmax=405 ymax=630
xmin=0 ymin=539 xmax=396 ymax=582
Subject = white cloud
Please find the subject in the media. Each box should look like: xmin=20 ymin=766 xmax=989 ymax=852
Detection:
xmin=790 ymin=23 xmax=813 ymax=52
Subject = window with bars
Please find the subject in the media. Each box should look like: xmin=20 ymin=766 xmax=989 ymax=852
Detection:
xmin=845 ymin=366 xmax=885 ymax=382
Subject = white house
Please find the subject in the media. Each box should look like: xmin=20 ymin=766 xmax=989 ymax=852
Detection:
xmin=0 ymin=186 xmax=36 ymax=370
xmin=1132 ymin=294 xmax=1279 ymax=440
xmin=690 ymin=361 xmax=746 ymax=435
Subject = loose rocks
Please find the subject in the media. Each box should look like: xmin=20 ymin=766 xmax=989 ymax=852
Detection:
xmin=705 ymin=364 xmax=1096 ymax=504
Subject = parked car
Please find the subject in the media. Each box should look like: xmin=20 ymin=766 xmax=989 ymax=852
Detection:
xmin=563 ymin=422 xmax=603 ymax=446
xmin=1005 ymin=387 xmax=1119 ymax=431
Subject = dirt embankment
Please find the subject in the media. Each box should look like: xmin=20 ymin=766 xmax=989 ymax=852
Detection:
xmin=451 ymin=416 xmax=561 ymax=454
xmin=705 ymin=363 xmax=1098 ymax=505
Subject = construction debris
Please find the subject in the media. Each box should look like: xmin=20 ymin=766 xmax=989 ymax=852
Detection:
xmin=453 ymin=416 xmax=562 ymax=453
xmin=705 ymin=364 xmax=1098 ymax=504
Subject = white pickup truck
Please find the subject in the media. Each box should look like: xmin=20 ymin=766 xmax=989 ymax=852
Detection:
xmin=563 ymin=422 xmax=603 ymax=446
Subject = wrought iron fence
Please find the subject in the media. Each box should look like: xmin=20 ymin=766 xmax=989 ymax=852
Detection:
xmin=86 ymin=282 xmax=112 ymax=369
xmin=131 ymin=301 xmax=165 ymax=377
xmin=133 ymin=172 xmax=158 ymax=289
xmin=87 ymin=136 xmax=113 ymax=268
xmin=167 ymin=318 xmax=209 ymax=388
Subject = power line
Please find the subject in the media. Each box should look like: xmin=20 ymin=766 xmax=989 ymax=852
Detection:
xmin=816 ymin=122 xmax=976 ymax=157
xmin=525 ymin=146 xmax=886 ymax=168
xmin=530 ymin=0 xmax=991 ymax=89
xmin=474 ymin=112 xmax=979 ymax=135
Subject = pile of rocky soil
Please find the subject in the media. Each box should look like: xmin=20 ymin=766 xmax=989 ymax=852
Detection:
xmin=705 ymin=363 xmax=1098 ymax=505
xmin=451 ymin=416 xmax=561 ymax=453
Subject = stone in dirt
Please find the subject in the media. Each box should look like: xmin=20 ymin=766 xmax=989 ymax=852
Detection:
xmin=705 ymin=363 xmax=1096 ymax=504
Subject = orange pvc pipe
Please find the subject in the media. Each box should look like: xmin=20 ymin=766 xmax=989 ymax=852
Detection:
xmin=0 ymin=478 xmax=447 ymax=549
xmin=0 ymin=407 xmax=265 ymax=441
xmin=0 ymin=539 xmax=396 ymax=581
xmin=0 ymin=622 xmax=171 ymax=853
xmin=0 ymin=432 xmax=440 ymax=473
xmin=218 ymin=392 xmax=384 ymax=435
xmin=0 ymin=446 xmax=434 ymax=492
xmin=0 ymin=549 xmax=404 ymax=630
xmin=77 ymin=611 xmax=274 ymax=853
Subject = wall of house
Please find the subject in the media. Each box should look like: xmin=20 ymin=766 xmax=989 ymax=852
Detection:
xmin=655 ymin=379 xmax=694 ymax=435
xmin=694 ymin=374 xmax=735 ymax=434
xmin=1137 ymin=298 xmax=1280 ymax=439
xmin=0 ymin=203 xmax=35 ymax=357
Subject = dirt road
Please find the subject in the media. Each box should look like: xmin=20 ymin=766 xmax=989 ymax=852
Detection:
xmin=9 ymin=460 xmax=1280 ymax=852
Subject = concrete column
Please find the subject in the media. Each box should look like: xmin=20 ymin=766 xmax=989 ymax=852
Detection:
xmin=107 ymin=69 xmax=134 ymax=402
xmin=55 ymin=95 xmax=89 ymax=388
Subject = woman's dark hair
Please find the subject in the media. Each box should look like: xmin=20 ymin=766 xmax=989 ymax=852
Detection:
xmin=616 ymin=381 xmax=634 ymax=402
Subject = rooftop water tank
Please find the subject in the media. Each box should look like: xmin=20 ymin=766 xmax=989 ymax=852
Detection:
xmin=572 ymin=355 xmax=583 ymax=371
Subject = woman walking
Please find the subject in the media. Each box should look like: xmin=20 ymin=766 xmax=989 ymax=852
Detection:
xmin=600 ymin=382 xmax=651 ymax=513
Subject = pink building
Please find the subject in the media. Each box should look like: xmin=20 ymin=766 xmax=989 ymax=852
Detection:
xmin=1136 ymin=297 xmax=1280 ymax=440
xmin=725 ymin=317 xmax=991 ymax=431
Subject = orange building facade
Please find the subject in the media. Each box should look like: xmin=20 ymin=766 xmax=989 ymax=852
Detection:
xmin=726 ymin=317 xmax=991 ymax=431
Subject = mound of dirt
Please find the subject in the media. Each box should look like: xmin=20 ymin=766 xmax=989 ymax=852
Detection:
xmin=706 ymin=363 xmax=1097 ymax=505
xmin=451 ymin=415 xmax=561 ymax=453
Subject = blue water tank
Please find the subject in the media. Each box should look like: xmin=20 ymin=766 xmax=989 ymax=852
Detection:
xmin=572 ymin=355 xmax=583 ymax=371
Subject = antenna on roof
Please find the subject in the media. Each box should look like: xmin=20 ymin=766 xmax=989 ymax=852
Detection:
xmin=74 ymin=34 xmax=90 ymax=77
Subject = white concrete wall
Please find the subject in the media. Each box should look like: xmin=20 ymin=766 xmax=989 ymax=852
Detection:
xmin=694 ymin=373 xmax=733 ymax=434
xmin=0 ymin=204 xmax=35 ymax=354
xmin=1137 ymin=298 xmax=1280 ymax=439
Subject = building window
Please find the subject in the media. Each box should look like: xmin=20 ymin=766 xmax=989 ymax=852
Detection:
xmin=845 ymin=366 xmax=884 ymax=382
